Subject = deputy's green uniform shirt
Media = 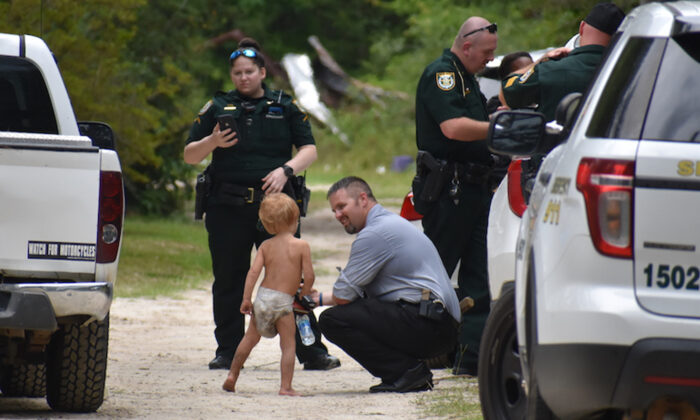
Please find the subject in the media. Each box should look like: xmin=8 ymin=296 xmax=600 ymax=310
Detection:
xmin=187 ymin=84 xmax=314 ymax=186
xmin=502 ymin=44 xmax=605 ymax=121
xmin=415 ymin=49 xmax=491 ymax=165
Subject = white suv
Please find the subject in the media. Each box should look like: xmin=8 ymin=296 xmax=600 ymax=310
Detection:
xmin=487 ymin=2 xmax=700 ymax=419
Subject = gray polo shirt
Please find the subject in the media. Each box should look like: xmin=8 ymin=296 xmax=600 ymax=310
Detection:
xmin=333 ymin=204 xmax=460 ymax=321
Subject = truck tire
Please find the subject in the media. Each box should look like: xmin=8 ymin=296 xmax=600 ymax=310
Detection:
xmin=0 ymin=363 xmax=47 ymax=397
xmin=478 ymin=286 xmax=526 ymax=420
xmin=46 ymin=315 xmax=109 ymax=412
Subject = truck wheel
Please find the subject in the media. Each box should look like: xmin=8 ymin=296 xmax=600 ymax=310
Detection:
xmin=46 ymin=315 xmax=109 ymax=412
xmin=0 ymin=363 xmax=47 ymax=397
xmin=478 ymin=287 xmax=526 ymax=420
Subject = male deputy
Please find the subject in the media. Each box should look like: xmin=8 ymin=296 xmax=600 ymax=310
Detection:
xmin=316 ymin=177 xmax=460 ymax=393
xmin=413 ymin=16 xmax=498 ymax=376
xmin=501 ymin=2 xmax=625 ymax=120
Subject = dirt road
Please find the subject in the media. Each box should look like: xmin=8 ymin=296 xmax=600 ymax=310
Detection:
xmin=0 ymin=206 xmax=469 ymax=419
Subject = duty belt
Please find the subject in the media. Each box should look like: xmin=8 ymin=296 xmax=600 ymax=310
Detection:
xmin=215 ymin=182 xmax=265 ymax=206
xmin=453 ymin=161 xmax=492 ymax=185
xmin=416 ymin=151 xmax=492 ymax=185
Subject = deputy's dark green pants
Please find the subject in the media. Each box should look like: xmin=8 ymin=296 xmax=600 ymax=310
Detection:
xmin=205 ymin=201 xmax=328 ymax=363
xmin=421 ymin=182 xmax=492 ymax=374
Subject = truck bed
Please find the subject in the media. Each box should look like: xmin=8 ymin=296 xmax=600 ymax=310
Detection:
xmin=0 ymin=132 xmax=100 ymax=281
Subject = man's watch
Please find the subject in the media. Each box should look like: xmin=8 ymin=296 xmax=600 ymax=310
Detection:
xmin=282 ymin=164 xmax=294 ymax=178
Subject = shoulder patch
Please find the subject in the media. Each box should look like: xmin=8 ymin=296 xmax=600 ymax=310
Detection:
xmin=198 ymin=100 xmax=213 ymax=115
xmin=436 ymin=72 xmax=455 ymax=91
xmin=519 ymin=68 xmax=534 ymax=84
xmin=504 ymin=75 xmax=519 ymax=88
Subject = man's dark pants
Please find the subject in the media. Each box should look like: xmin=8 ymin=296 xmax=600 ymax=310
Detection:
xmin=319 ymin=298 xmax=457 ymax=383
xmin=206 ymin=202 xmax=328 ymax=363
xmin=421 ymin=183 xmax=492 ymax=374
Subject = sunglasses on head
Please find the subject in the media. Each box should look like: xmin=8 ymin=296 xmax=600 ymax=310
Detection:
xmin=462 ymin=23 xmax=497 ymax=38
xmin=229 ymin=48 xmax=258 ymax=61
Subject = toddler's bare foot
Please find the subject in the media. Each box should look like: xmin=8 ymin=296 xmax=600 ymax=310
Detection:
xmin=222 ymin=376 xmax=236 ymax=392
xmin=279 ymin=388 xmax=301 ymax=396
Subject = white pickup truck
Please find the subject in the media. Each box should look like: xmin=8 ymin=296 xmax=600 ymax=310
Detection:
xmin=0 ymin=33 xmax=124 ymax=412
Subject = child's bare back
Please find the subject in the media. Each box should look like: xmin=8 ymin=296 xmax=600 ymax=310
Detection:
xmin=257 ymin=233 xmax=314 ymax=297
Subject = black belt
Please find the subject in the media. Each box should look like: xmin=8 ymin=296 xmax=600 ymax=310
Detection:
xmin=449 ymin=161 xmax=492 ymax=185
xmin=416 ymin=151 xmax=492 ymax=185
xmin=397 ymin=299 xmax=457 ymax=326
xmin=215 ymin=182 xmax=265 ymax=205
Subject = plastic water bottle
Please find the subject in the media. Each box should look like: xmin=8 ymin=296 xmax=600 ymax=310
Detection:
xmin=296 ymin=314 xmax=315 ymax=346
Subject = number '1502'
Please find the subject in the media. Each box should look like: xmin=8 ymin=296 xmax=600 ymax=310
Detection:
xmin=643 ymin=263 xmax=700 ymax=290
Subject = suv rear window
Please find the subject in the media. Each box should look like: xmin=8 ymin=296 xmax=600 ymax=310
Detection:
xmin=0 ymin=56 xmax=58 ymax=134
xmin=587 ymin=34 xmax=700 ymax=142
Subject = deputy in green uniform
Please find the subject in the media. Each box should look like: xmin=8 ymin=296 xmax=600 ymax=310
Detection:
xmin=501 ymin=2 xmax=625 ymax=121
xmin=184 ymin=37 xmax=339 ymax=372
xmin=414 ymin=16 xmax=498 ymax=376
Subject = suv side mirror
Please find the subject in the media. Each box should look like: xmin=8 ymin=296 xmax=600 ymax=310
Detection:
xmin=555 ymin=92 xmax=582 ymax=128
xmin=487 ymin=110 xmax=546 ymax=156
xmin=78 ymin=121 xmax=116 ymax=150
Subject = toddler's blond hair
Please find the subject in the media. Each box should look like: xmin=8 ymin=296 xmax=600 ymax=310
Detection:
xmin=259 ymin=193 xmax=299 ymax=234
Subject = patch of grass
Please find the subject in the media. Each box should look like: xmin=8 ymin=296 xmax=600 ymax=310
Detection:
xmin=310 ymin=248 xmax=339 ymax=261
xmin=116 ymin=213 xmax=211 ymax=298
xmin=417 ymin=376 xmax=483 ymax=419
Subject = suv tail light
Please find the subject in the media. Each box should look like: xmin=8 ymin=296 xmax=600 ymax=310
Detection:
xmin=507 ymin=160 xmax=527 ymax=217
xmin=400 ymin=190 xmax=423 ymax=221
xmin=97 ymin=171 xmax=124 ymax=263
xmin=576 ymin=158 xmax=634 ymax=258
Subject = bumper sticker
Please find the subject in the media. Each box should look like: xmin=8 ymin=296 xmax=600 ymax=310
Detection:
xmin=28 ymin=241 xmax=96 ymax=261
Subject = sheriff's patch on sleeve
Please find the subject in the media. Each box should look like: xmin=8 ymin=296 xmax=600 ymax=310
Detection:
xmin=519 ymin=68 xmax=534 ymax=84
xmin=436 ymin=72 xmax=455 ymax=91
xmin=198 ymin=100 xmax=213 ymax=115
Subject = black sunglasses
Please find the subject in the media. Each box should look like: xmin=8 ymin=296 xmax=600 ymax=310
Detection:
xmin=462 ymin=23 xmax=497 ymax=38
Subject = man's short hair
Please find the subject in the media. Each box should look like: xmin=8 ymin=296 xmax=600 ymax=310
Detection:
xmin=327 ymin=176 xmax=376 ymax=201
xmin=259 ymin=193 xmax=299 ymax=234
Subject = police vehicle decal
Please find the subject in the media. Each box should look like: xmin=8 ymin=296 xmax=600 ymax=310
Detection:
xmin=676 ymin=160 xmax=700 ymax=177
xmin=642 ymin=263 xmax=700 ymax=291
xmin=542 ymin=199 xmax=561 ymax=225
xmin=436 ymin=72 xmax=455 ymax=91
xmin=550 ymin=177 xmax=571 ymax=195
xmin=28 ymin=241 xmax=96 ymax=261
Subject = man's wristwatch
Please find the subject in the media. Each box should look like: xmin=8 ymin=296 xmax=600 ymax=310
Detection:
xmin=282 ymin=164 xmax=294 ymax=178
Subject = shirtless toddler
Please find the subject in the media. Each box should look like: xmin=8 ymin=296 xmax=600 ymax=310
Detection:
xmin=222 ymin=193 xmax=314 ymax=396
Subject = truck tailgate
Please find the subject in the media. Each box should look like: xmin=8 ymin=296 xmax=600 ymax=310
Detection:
xmin=0 ymin=133 xmax=100 ymax=279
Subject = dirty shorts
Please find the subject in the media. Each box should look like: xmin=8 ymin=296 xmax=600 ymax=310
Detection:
xmin=253 ymin=287 xmax=294 ymax=338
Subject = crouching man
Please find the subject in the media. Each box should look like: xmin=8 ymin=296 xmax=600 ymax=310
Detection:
xmin=314 ymin=176 xmax=460 ymax=393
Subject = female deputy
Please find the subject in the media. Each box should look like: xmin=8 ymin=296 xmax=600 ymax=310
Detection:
xmin=184 ymin=38 xmax=338 ymax=371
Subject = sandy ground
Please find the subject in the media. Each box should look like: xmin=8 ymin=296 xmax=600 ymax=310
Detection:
xmin=0 ymin=206 xmax=470 ymax=419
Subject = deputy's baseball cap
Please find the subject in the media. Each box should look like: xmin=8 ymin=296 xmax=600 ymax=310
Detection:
xmin=584 ymin=2 xmax=625 ymax=35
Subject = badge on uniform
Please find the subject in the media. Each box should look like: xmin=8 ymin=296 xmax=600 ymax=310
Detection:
xmin=198 ymin=100 xmax=213 ymax=115
xmin=436 ymin=72 xmax=455 ymax=91
xmin=519 ymin=68 xmax=534 ymax=84
xmin=265 ymin=104 xmax=284 ymax=120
